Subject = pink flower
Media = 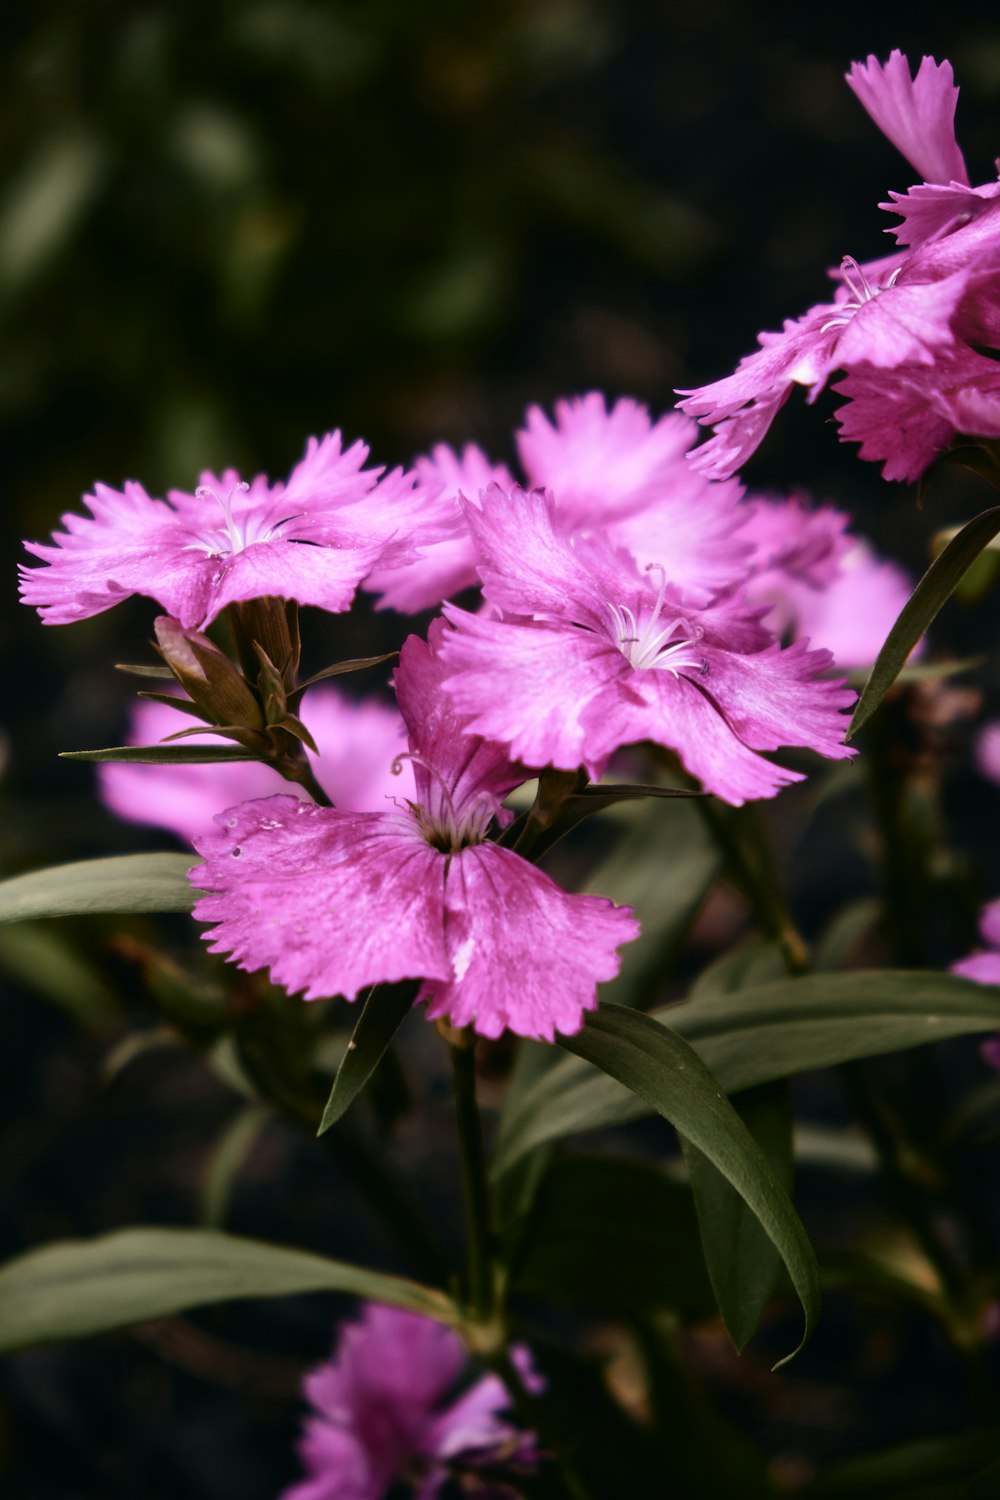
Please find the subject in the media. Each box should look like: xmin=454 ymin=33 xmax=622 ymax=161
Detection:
xmin=847 ymin=51 xmax=969 ymax=194
xmin=100 ymin=688 xmax=411 ymax=844
xmin=364 ymin=444 xmax=514 ymax=613
xmin=741 ymin=496 xmax=915 ymax=669
xmin=975 ymin=721 xmax=1000 ymax=784
xmin=517 ymin=394 xmax=751 ymax=603
xmin=282 ymin=1304 xmax=543 ymax=1500
xmin=192 ymin=625 xmax=638 ymax=1040
xmin=953 ymin=901 xmax=1000 ymax=987
xmin=833 ymin=345 xmax=1000 ymax=482
xmin=20 ymin=431 xmax=439 ymax=629
xmin=438 ymin=485 xmax=854 ymax=805
xmin=677 ymin=259 xmax=970 ymax=480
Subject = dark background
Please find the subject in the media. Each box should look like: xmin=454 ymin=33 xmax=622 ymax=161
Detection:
xmin=4 ymin=3 xmax=1000 ymax=1496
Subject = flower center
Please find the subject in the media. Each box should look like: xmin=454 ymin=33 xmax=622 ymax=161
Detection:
xmin=820 ymin=255 xmax=902 ymax=333
xmin=392 ymin=753 xmax=497 ymax=853
xmin=183 ymin=482 xmax=301 ymax=557
xmin=608 ymin=566 xmax=708 ymax=676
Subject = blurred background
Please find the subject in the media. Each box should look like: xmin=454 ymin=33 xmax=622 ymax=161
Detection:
xmin=5 ymin=1 xmax=1000 ymax=1495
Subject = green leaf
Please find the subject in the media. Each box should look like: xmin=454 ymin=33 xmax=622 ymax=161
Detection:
xmin=581 ymin=796 xmax=721 ymax=1008
xmin=200 ymin=1107 xmax=271 ymax=1229
xmin=558 ymin=1005 xmax=820 ymax=1365
xmin=806 ymin=1427 xmax=1000 ymax=1497
xmin=61 ymin=744 xmax=259 ymax=764
xmin=507 ymin=1156 xmax=714 ymax=1318
xmin=495 ymin=972 xmax=1000 ymax=1175
xmin=318 ymin=982 xmax=417 ymax=1134
xmin=0 ymin=922 xmax=120 ymax=1028
xmin=0 ymin=853 xmax=200 ymax=923
xmin=0 ymin=1227 xmax=455 ymax=1353
xmin=848 ymin=505 xmax=1000 ymax=739
xmin=681 ymin=1083 xmax=792 ymax=1351
xmin=290 ymin=652 xmax=398 ymax=700
xmin=115 ymin=662 xmax=177 ymax=680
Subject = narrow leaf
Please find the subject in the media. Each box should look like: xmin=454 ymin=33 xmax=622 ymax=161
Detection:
xmin=318 ymin=982 xmax=417 ymax=1134
xmin=61 ymin=744 xmax=259 ymax=765
xmin=291 ymin=652 xmax=398 ymax=699
xmin=0 ymin=853 xmax=200 ymax=923
xmin=681 ymin=1083 xmax=792 ymax=1350
xmin=115 ymin=662 xmax=176 ymax=679
xmin=848 ymin=505 xmax=1000 ymax=738
xmin=559 ymin=1005 xmax=820 ymax=1364
xmin=495 ymin=972 xmax=1000 ymax=1175
xmin=0 ymin=1227 xmax=455 ymax=1352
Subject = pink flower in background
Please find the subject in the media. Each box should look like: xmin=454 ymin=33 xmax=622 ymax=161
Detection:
xmin=282 ymin=1304 xmax=542 ymax=1500
xmin=364 ymin=443 xmax=513 ymax=613
xmin=517 ymin=394 xmax=750 ymax=602
xmin=192 ymin=626 xmax=637 ymax=1040
xmin=975 ymin=721 xmax=1000 ymax=784
xmin=439 ymin=485 xmax=854 ymax=804
xmin=741 ymin=496 xmax=915 ymax=669
xmin=20 ymin=431 xmax=440 ymax=629
xmin=953 ymin=901 xmax=1000 ymax=987
xmin=100 ymin=689 xmax=411 ymax=844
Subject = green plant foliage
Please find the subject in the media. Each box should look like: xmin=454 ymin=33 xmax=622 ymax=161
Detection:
xmin=558 ymin=1005 xmax=820 ymax=1364
xmin=0 ymin=852 xmax=199 ymax=923
xmin=0 ymin=1227 xmax=456 ymax=1353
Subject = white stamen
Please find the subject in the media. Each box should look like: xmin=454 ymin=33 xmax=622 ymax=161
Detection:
xmin=608 ymin=564 xmax=708 ymax=676
xmin=820 ymin=255 xmax=903 ymax=334
xmin=182 ymin=481 xmax=304 ymax=557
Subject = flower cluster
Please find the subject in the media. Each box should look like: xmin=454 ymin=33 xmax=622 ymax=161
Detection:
xmin=21 ymin=390 xmax=882 ymax=1039
xmin=678 ymin=51 xmax=1000 ymax=481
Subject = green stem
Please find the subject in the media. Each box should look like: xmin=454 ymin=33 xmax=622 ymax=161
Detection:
xmin=696 ymin=800 xmax=809 ymax=973
xmin=490 ymin=1346 xmax=595 ymax=1500
xmin=446 ymin=1029 xmax=494 ymax=1321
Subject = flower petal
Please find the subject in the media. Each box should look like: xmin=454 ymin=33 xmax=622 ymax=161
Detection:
xmin=421 ymin=843 xmax=639 ymax=1040
xmin=192 ymin=799 xmax=451 ymax=1001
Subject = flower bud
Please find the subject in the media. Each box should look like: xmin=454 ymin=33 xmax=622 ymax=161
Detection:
xmin=154 ymin=616 xmax=265 ymax=732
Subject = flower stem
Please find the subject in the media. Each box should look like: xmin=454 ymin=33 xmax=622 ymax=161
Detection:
xmin=490 ymin=1346 xmax=595 ymax=1500
xmin=444 ymin=1026 xmax=495 ymax=1322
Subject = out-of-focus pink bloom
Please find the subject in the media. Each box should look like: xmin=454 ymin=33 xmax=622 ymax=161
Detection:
xmin=439 ymin=485 xmax=854 ymax=805
xmin=953 ymin=901 xmax=1000 ymax=985
xmin=100 ymin=689 xmax=411 ymax=844
xmin=282 ymin=1304 xmax=543 ymax=1500
xmin=192 ymin=626 xmax=638 ymax=1040
xmin=741 ymin=496 xmax=915 ymax=669
xmin=20 ymin=432 xmax=439 ymax=629
xmin=364 ymin=444 xmax=514 ymax=613
xmin=517 ymin=394 xmax=751 ymax=603
xmin=975 ymin=721 xmax=1000 ymax=784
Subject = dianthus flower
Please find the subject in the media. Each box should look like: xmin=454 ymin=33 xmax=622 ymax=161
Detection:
xmin=365 ymin=396 xmax=752 ymax=614
xmin=678 ymin=51 xmax=1000 ymax=481
xmin=20 ymin=431 xmax=441 ymax=629
xmin=100 ymin=688 xmax=411 ymax=845
xmin=951 ymin=900 xmax=1000 ymax=1073
xmin=847 ymin=50 xmax=1000 ymax=250
xmin=438 ymin=484 xmax=854 ymax=805
xmin=741 ymin=496 xmax=914 ymax=669
xmin=192 ymin=624 xmax=637 ymax=1040
xmin=364 ymin=443 xmax=514 ymax=613
xmin=516 ymin=394 xmax=751 ymax=603
xmin=282 ymin=1304 xmax=543 ymax=1500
